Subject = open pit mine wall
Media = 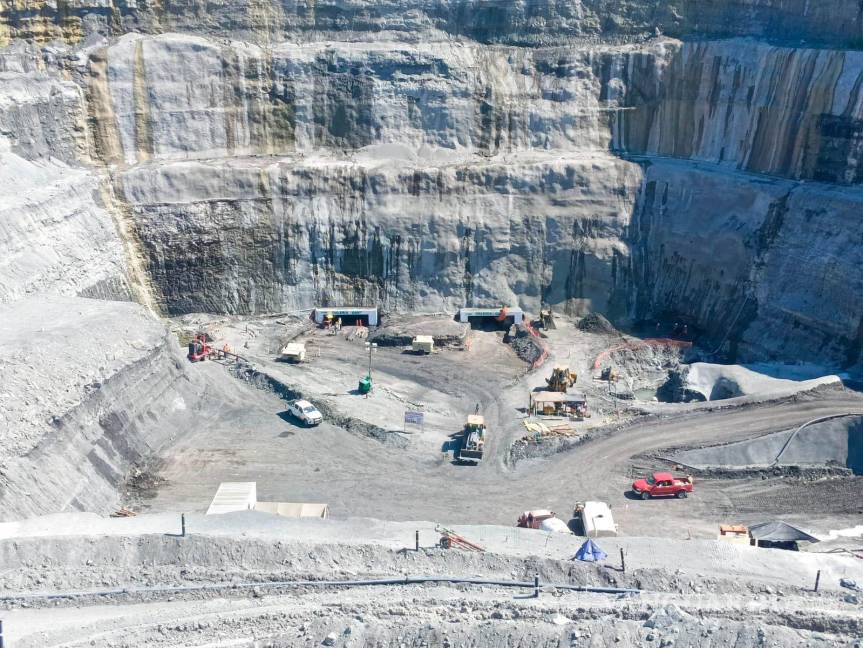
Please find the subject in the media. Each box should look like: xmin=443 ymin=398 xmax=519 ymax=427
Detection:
xmin=3 ymin=0 xmax=863 ymax=47
xmin=1 ymin=6 xmax=862 ymax=372
xmin=78 ymin=32 xmax=863 ymax=370
xmin=0 ymin=42 xmax=145 ymax=305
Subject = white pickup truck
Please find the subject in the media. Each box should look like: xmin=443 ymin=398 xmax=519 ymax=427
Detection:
xmin=287 ymin=399 xmax=323 ymax=426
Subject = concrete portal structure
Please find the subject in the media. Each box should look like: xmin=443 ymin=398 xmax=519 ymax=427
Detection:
xmin=206 ymin=482 xmax=328 ymax=519
xmin=458 ymin=307 xmax=524 ymax=326
xmin=314 ymin=307 xmax=379 ymax=327
xmin=206 ymin=482 xmax=257 ymax=515
xmin=255 ymin=502 xmax=329 ymax=519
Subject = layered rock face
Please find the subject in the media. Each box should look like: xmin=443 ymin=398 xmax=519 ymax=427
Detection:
xmin=629 ymin=160 xmax=863 ymax=366
xmin=619 ymin=40 xmax=863 ymax=185
xmin=4 ymin=0 xmax=863 ymax=47
xmin=119 ymin=154 xmax=642 ymax=316
xmin=0 ymin=297 xmax=197 ymax=520
xmin=1 ymin=1 xmax=862 ymax=374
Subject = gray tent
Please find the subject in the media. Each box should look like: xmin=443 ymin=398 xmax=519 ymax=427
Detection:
xmin=749 ymin=521 xmax=819 ymax=548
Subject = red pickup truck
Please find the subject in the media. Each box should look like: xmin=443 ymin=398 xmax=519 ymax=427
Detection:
xmin=631 ymin=472 xmax=694 ymax=499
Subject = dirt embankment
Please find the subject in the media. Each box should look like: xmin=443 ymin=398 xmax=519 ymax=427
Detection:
xmin=4 ymin=525 xmax=862 ymax=647
xmin=228 ymin=361 xmax=410 ymax=449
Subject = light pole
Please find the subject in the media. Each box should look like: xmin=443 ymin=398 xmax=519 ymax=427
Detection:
xmin=365 ymin=341 xmax=377 ymax=382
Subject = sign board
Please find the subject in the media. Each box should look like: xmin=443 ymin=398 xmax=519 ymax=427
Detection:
xmin=404 ymin=411 xmax=424 ymax=425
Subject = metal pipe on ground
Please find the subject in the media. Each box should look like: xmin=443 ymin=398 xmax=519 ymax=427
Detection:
xmin=0 ymin=576 xmax=640 ymax=602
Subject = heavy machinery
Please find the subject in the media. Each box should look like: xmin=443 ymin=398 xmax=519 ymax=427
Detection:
xmin=539 ymin=307 xmax=556 ymax=330
xmin=600 ymin=366 xmax=619 ymax=382
xmin=459 ymin=414 xmax=486 ymax=464
xmin=546 ymin=365 xmax=577 ymax=392
xmin=187 ymin=333 xmax=211 ymax=362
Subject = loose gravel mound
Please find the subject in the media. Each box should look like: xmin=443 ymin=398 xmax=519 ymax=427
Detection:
xmin=370 ymin=315 xmax=469 ymax=348
xmin=510 ymin=326 xmax=546 ymax=364
xmin=577 ymin=313 xmax=618 ymax=335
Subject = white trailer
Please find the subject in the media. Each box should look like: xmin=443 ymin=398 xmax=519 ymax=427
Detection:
xmin=412 ymin=335 xmax=434 ymax=354
xmin=279 ymin=342 xmax=306 ymax=363
xmin=578 ymin=501 xmax=617 ymax=538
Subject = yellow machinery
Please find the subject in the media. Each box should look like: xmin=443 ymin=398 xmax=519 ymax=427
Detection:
xmin=459 ymin=415 xmax=486 ymax=463
xmin=546 ymin=365 xmax=577 ymax=392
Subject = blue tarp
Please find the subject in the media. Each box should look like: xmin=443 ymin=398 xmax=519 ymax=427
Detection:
xmin=575 ymin=538 xmax=607 ymax=562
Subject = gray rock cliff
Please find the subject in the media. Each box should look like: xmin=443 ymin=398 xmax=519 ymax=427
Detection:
xmin=0 ymin=2 xmax=861 ymax=373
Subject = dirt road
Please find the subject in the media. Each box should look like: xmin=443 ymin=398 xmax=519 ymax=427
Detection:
xmin=144 ymin=324 xmax=863 ymax=538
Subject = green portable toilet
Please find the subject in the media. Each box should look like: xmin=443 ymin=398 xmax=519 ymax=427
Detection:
xmin=358 ymin=375 xmax=372 ymax=394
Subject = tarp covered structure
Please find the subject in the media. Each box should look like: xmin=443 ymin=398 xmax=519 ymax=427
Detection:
xmin=749 ymin=521 xmax=819 ymax=544
xmin=530 ymin=391 xmax=587 ymax=405
xmin=574 ymin=538 xmax=607 ymax=562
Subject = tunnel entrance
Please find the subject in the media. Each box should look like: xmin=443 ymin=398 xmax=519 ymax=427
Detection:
xmin=458 ymin=307 xmax=524 ymax=330
xmin=313 ymin=307 xmax=378 ymax=328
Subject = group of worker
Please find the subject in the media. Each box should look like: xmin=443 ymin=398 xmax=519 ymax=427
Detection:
xmin=324 ymin=315 xmax=343 ymax=334
xmin=655 ymin=320 xmax=690 ymax=338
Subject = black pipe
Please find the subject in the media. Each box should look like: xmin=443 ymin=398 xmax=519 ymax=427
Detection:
xmin=0 ymin=575 xmax=640 ymax=602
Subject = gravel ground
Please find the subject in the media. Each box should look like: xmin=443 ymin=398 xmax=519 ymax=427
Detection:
xmin=2 ymin=515 xmax=862 ymax=647
xmin=121 ymin=316 xmax=863 ymax=541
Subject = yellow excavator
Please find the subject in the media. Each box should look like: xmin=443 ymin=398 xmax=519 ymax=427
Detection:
xmin=546 ymin=365 xmax=577 ymax=392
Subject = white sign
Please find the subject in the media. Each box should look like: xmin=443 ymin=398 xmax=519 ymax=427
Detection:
xmin=404 ymin=411 xmax=424 ymax=425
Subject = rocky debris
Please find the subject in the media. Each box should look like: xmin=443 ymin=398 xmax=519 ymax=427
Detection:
xmin=510 ymin=432 xmax=592 ymax=465
xmin=577 ymin=313 xmax=619 ymax=335
xmin=510 ymin=326 xmax=547 ymax=365
xmin=124 ymin=463 xmax=168 ymax=505
xmin=643 ymin=604 xmax=696 ymax=629
xmin=370 ymin=315 xmax=469 ymax=349
xmin=841 ymin=578 xmax=860 ymax=591
xmin=656 ymin=368 xmax=706 ymax=404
